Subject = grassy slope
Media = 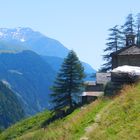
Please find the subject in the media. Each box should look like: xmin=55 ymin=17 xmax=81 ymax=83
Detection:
xmin=1 ymin=83 xmax=140 ymax=140
xmin=86 ymin=84 xmax=140 ymax=140
xmin=0 ymin=99 xmax=109 ymax=140
xmin=18 ymin=99 xmax=109 ymax=140
xmin=0 ymin=111 xmax=52 ymax=140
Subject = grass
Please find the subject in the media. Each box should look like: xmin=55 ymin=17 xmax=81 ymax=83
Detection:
xmin=0 ymin=110 xmax=53 ymax=140
xmin=85 ymin=84 xmax=140 ymax=140
xmin=18 ymin=98 xmax=110 ymax=140
xmin=1 ymin=83 xmax=140 ymax=140
xmin=0 ymin=98 xmax=110 ymax=140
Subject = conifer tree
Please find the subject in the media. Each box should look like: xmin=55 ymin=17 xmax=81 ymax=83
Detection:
xmin=51 ymin=50 xmax=85 ymax=111
xmin=101 ymin=13 xmax=139 ymax=72
xmin=122 ymin=13 xmax=135 ymax=35
xmin=101 ymin=25 xmax=123 ymax=72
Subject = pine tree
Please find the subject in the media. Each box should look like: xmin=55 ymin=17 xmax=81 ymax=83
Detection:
xmin=51 ymin=50 xmax=85 ymax=111
xmin=122 ymin=13 xmax=135 ymax=35
xmin=101 ymin=25 xmax=123 ymax=72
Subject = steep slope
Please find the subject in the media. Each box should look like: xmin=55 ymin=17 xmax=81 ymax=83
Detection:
xmin=1 ymin=83 xmax=140 ymax=140
xmin=0 ymin=99 xmax=110 ymax=140
xmin=0 ymin=50 xmax=56 ymax=115
xmin=0 ymin=41 xmax=25 ymax=52
xmin=85 ymin=84 xmax=140 ymax=140
xmin=0 ymin=81 xmax=25 ymax=129
xmin=0 ymin=27 xmax=69 ymax=57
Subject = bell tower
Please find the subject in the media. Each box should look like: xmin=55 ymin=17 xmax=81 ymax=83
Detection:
xmin=126 ymin=34 xmax=136 ymax=46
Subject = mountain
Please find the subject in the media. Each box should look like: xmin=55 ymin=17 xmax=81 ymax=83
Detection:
xmin=0 ymin=27 xmax=96 ymax=75
xmin=42 ymin=56 xmax=96 ymax=73
xmin=0 ymin=50 xmax=56 ymax=115
xmin=0 ymin=27 xmax=69 ymax=58
xmin=0 ymin=27 xmax=95 ymax=115
xmin=42 ymin=56 xmax=96 ymax=80
xmin=0 ymin=81 xmax=25 ymax=130
xmin=1 ymin=83 xmax=140 ymax=140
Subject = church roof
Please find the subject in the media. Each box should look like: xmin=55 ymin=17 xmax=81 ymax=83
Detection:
xmin=81 ymin=91 xmax=104 ymax=97
xmin=111 ymin=45 xmax=140 ymax=56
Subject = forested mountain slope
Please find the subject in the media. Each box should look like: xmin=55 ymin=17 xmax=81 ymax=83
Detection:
xmin=0 ymin=50 xmax=55 ymax=115
xmin=0 ymin=81 xmax=25 ymax=130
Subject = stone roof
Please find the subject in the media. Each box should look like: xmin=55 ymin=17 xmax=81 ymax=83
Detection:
xmin=84 ymin=81 xmax=96 ymax=86
xmin=81 ymin=91 xmax=104 ymax=97
xmin=96 ymin=73 xmax=111 ymax=84
xmin=111 ymin=45 xmax=140 ymax=56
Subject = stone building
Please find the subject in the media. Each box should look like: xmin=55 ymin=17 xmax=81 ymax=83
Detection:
xmin=111 ymin=34 xmax=140 ymax=69
xmin=81 ymin=81 xmax=104 ymax=104
xmin=80 ymin=73 xmax=111 ymax=104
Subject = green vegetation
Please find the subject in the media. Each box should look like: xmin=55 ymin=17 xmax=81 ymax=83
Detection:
xmin=51 ymin=50 xmax=85 ymax=110
xmin=1 ymin=83 xmax=140 ymax=140
xmin=0 ymin=50 xmax=55 ymax=115
xmin=101 ymin=25 xmax=124 ymax=72
xmin=0 ymin=111 xmax=52 ymax=140
xmin=0 ymin=98 xmax=109 ymax=140
xmin=86 ymin=84 xmax=140 ymax=140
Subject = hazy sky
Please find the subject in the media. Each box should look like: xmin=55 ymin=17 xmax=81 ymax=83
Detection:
xmin=0 ymin=0 xmax=140 ymax=70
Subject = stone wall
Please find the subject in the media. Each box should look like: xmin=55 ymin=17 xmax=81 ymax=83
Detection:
xmin=112 ymin=54 xmax=140 ymax=69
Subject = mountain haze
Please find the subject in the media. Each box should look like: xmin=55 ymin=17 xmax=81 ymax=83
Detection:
xmin=0 ymin=50 xmax=55 ymax=115
xmin=42 ymin=56 xmax=96 ymax=80
xmin=0 ymin=27 xmax=69 ymax=57
xmin=0 ymin=27 xmax=95 ymax=74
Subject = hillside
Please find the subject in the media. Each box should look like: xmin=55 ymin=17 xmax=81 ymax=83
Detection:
xmin=1 ymin=83 xmax=140 ymax=140
xmin=0 ymin=81 xmax=25 ymax=130
xmin=0 ymin=99 xmax=109 ymax=140
xmin=0 ymin=50 xmax=56 ymax=115
xmin=85 ymin=84 xmax=140 ymax=140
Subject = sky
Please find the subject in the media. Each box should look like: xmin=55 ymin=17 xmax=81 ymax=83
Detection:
xmin=0 ymin=0 xmax=140 ymax=70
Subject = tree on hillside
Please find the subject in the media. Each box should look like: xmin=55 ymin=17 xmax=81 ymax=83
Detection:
xmin=100 ymin=25 xmax=124 ymax=72
xmin=51 ymin=50 xmax=85 ymax=111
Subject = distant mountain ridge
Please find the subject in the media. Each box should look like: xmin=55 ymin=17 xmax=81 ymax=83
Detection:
xmin=42 ymin=56 xmax=96 ymax=80
xmin=0 ymin=27 xmax=95 ymax=73
xmin=0 ymin=27 xmax=96 ymax=74
xmin=0 ymin=27 xmax=69 ymax=58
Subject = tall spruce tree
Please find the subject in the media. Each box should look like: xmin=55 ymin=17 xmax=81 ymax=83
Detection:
xmin=122 ymin=13 xmax=135 ymax=35
xmin=51 ymin=50 xmax=85 ymax=111
xmin=101 ymin=25 xmax=123 ymax=72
